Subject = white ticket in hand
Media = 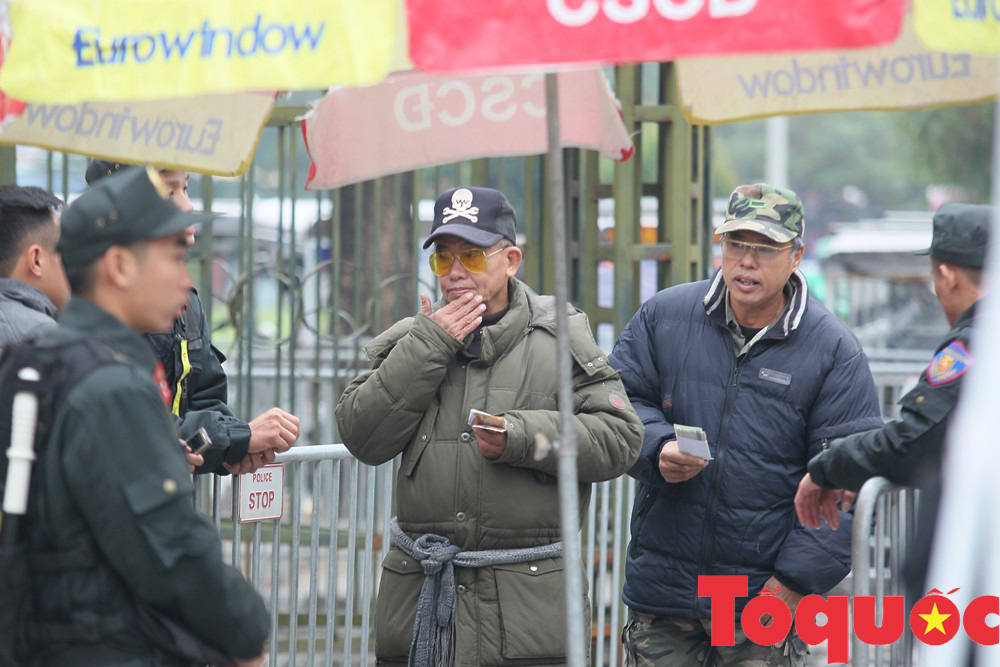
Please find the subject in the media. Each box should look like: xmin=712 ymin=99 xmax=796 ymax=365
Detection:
xmin=674 ymin=424 xmax=713 ymax=461
xmin=468 ymin=409 xmax=508 ymax=433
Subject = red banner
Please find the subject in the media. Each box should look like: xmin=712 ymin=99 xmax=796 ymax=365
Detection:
xmin=303 ymin=69 xmax=633 ymax=190
xmin=407 ymin=0 xmax=906 ymax=70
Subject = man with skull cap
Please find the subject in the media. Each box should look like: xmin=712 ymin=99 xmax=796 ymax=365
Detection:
xmin=336 ymin=186 xmax=643 ymax=665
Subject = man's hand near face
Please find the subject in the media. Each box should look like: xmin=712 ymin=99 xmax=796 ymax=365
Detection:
xmin=420 ymin=292 xmax=486 ymax=341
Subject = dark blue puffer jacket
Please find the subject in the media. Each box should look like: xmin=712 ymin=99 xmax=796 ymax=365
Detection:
xmin=608 ymin=270 xmax=883 ymax=619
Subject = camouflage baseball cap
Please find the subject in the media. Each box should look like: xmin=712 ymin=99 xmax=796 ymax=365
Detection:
xmin=715 ymin=183 xmax=805 ymax=243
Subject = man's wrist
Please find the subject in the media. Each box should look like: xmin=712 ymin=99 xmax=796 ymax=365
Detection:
xmin=771 ymin=574 xmax=808 ymax=598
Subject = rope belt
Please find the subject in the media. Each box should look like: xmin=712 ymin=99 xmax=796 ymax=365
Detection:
xmin=389 ymin=517 xmax=562 ymax=667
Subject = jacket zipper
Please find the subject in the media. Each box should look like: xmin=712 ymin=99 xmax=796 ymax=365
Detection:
xmin=693 ymin=355 xmax=743 ymax=617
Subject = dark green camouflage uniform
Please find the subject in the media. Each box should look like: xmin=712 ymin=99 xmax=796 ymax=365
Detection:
xmin=623 ymin=610 xmax=808 ymax=667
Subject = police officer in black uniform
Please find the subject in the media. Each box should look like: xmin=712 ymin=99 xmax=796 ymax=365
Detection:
xmin=794 ymin=202 xmax=991 ymax=596
xmin=21 ymin=167 xmax=269 ymax=665
xmin=85 ymin=160 xmax=299 ymax=475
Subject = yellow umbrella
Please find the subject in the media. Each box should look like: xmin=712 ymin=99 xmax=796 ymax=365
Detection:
xmin=0 ymin=0 xmax=398 ymax=103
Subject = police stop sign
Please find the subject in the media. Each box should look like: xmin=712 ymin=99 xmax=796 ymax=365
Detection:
xmin=238 ymin=464 xmax=284 ymax=523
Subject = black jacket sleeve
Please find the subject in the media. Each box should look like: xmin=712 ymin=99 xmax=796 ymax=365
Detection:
xmin=808 ymin=368 xmax=960 ymax=491
xmin=175 ymin=294 xmax=251 ymax=473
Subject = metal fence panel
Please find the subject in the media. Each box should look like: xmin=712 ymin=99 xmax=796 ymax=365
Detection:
xmin=851 ymin=476 xmax=920 ymax=667
xmin=199 ymin=364 xmax=917 ymax=665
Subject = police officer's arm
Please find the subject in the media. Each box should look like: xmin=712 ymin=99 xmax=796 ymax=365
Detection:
xmin=176 ymin=296 xmax=252 ymax=473
xmin=336 ymin=314 xmax=461 ymax=465
xmin=773 ymin=346 xmax=885 ymax=595
xmin=605 ymin=301 xmax=677 ymax=488
xmin=59 ymin=370 xmax=269 ymax=660
xmin=176 ymin=408 xmax=251 ymax=473
xmin=807 ymin=375 xmax=960 ymax=491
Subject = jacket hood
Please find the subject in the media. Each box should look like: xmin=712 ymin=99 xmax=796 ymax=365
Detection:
xmin=0 ymin=278 xmax=57 ymax=319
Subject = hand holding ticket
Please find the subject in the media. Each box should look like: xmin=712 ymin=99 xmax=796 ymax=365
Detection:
xmin=674 ymin=424 xmax=713 ymax=461
xmin=468 ymin=409 xmax=508 ymax=433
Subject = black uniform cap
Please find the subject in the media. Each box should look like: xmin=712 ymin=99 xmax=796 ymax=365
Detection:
xmin=59 ymin=167 xmax=213 ymax=268
xmin=84 ymin=159 xmax=138 ymax=186
xmin=915 ymin=203 xmax=995 ymax=269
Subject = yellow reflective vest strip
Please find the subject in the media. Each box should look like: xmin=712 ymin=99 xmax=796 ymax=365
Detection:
xmin=172 ymin=339 xmax=191 ymax=417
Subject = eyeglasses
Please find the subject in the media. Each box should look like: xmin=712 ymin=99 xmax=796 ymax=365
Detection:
xmin=721 ymin=238 xmax=794 ymax=262
xmin=429 ymin=246 xmax=507 ymax=276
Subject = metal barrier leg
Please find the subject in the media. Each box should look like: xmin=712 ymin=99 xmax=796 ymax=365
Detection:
xmin=325 ymin=459 xmax=342 ymax=667
xmin=594 ymin=481 xmax=611 ymax=667
xmin=343 ymin=459 xmax=360 ymax=666
xmin=307 ymin=462 xmax=322 ymax=664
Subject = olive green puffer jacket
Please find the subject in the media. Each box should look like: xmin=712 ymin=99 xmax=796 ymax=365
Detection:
xmin=336 ymin=279 xmax=643 ymax=666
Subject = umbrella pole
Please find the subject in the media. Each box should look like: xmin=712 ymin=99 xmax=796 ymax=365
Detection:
xmin=546 ymin=71 xmax=587 ymax=667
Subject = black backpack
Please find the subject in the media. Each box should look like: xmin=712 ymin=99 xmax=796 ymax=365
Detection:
xmin=0 ymin=337 xmax=122 ymax=667
xmin=0 ymin=337 xmax=231 ymax=667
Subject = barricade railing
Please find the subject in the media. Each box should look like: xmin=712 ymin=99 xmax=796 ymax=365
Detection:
xmin=851 ymin=476 xmax=921 ymax=667
xmin=195 ymin=382 xmax=920 ymax=665
xmin=195 ymin=444 xmax=639 ymax=666
xmin=196 ymin=445 xmax=394 ymax=666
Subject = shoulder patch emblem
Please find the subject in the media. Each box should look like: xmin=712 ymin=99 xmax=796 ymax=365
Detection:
xmin=926 ymin=341 xmax=974 ymax=386
xmin=153 ymin=361 xmax=174 ymax=406
xmin=609 ymin=393 xmax=628 ymax=410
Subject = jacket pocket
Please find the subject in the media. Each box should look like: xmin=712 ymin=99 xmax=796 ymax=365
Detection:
xmin=122 ymin=475 xmax=198 ymax=569
xmin=897 ymin=384 xmax=955 ymax=425
xmin=374 ymin=549 xmax=423 ymax=661
xmin=494 ymin=557 xmax=581 ymax=662
xmin=737 ymin=512 xmax=770 ymax=567
xmin=401 ymin=403 xmax=439 ymax=478
xmin=629 ymin=484 xmax=657 ymax=556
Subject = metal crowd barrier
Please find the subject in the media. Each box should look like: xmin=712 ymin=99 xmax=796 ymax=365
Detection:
xmin=193 ymin=366 xmax=920 ymax=666
xmin=197 ymin=457 xmax=922 ymax=666
xmin=195 ymin=445 xmax=393 ymax=666
xmin=851 ymin=476 xmax=921 ymax=667
xmin=194 ymin=444 xmax=639 ymax=666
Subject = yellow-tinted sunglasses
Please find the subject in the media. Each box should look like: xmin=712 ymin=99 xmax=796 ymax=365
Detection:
xmin=429 ymin=247 xmax=507 ymax=276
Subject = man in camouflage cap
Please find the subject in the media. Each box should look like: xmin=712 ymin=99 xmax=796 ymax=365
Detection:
xmin=718 ymin=183 xmax=805 ymax=243
xmin=610 ymin=183 xmax=882 ymax=665
xmin=797 ymin=202 xmax=993 ymax=602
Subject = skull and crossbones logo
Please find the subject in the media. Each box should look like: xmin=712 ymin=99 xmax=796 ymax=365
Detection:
xmin=442 ymin=188 xmax=480 ymax=224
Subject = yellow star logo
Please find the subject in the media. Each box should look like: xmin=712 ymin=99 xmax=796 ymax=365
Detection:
xmin=918 ymin=603 xmax=951 ymax=635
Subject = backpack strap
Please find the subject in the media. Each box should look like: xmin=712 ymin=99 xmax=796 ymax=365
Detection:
xmin=0 ymin=337 xmax=130 ymax=662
